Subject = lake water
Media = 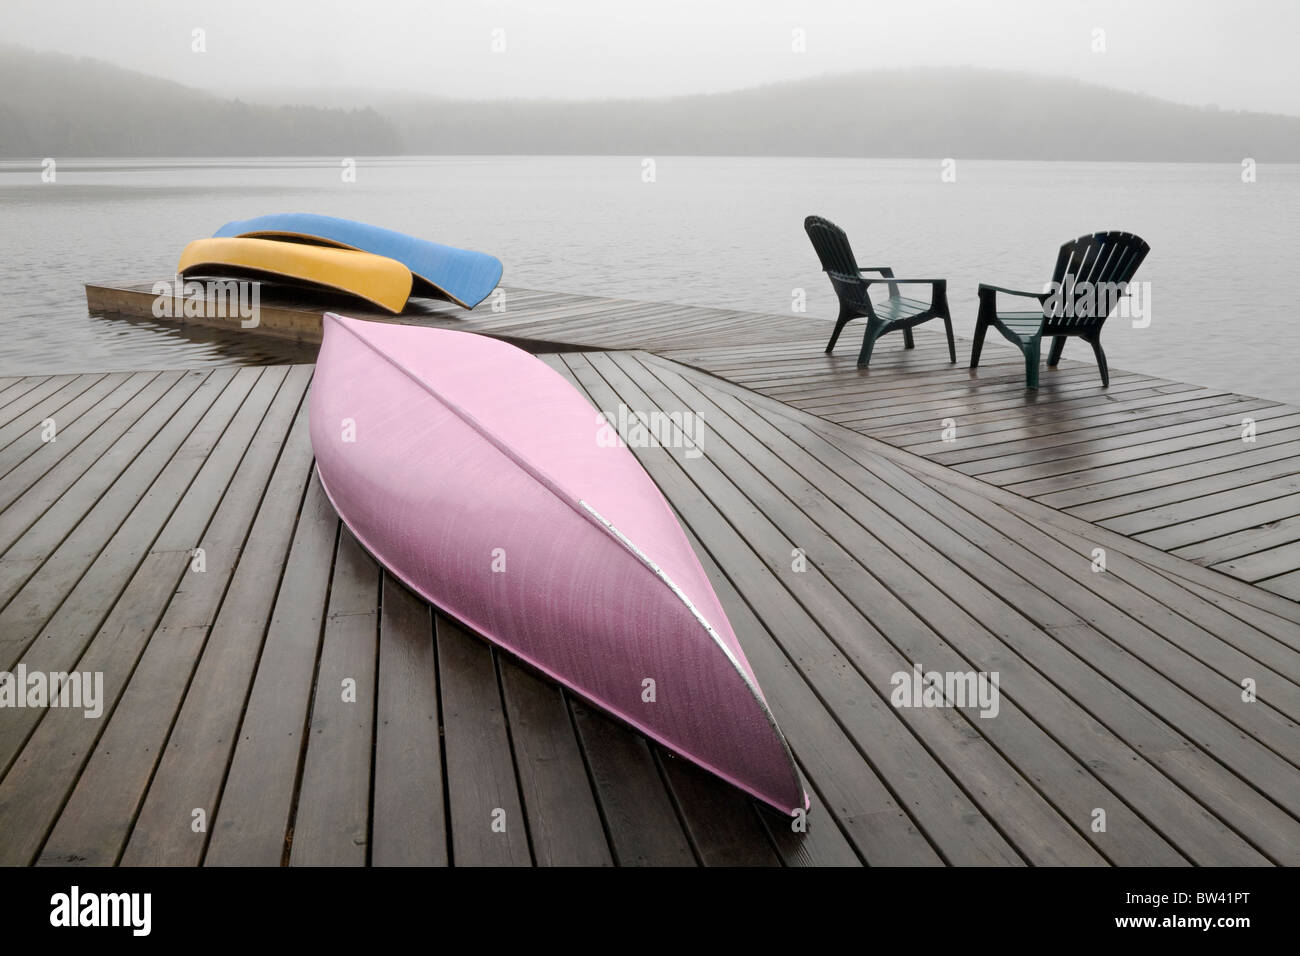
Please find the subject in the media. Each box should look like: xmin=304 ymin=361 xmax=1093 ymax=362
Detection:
xmin=2 ymin=156 xmax=1298 ymax=402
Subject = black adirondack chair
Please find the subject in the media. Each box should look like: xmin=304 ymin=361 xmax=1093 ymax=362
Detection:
xmin=804 ymin=215 xmax=955 ymax=367
xmin=970 ymin=231 xmax=1150 ymax=388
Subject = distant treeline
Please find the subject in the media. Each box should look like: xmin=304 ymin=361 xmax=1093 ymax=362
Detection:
xmin=387 ymin=69 xmax=1300 ymax=162
xmin=2 ymin=47 xmax=1298 ymax=161
xmin=0 ymin=47 xmax=399 ymax=157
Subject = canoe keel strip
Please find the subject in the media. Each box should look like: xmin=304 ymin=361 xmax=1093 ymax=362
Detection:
xmin=309 ymin=313 xmax=807 ymax=814
xmin=178 ymin=237 xmax=413 ymax=314
xmin=215 ymin=213 xmax=504 ymax=309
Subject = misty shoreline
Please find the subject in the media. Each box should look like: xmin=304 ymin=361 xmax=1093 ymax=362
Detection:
xmin=4 ymin=47 xmax=1298 ymax=162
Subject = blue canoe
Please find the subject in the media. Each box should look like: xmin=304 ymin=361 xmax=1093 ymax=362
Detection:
xmin=213 ymin=213 xmax=503 ymax=310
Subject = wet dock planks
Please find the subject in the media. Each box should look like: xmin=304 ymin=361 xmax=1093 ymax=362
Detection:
xmin=1 ymin=287 xmax=1295 ymax=865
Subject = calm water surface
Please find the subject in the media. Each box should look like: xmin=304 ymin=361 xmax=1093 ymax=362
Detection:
xmin=1 ymin=156 xmax=1297 ymax=402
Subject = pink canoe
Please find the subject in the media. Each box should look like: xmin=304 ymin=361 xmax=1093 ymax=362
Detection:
xmin=309 ymin=313 xmax=807 ymax=815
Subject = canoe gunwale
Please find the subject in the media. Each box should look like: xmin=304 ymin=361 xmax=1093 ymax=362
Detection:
xmin=578 ymin=497 xmax=804 ymax=801
xmin=224 ymin=229 xmax=474 ymax=309
xmin=178 ymin=241 xmax=413 ymax=315
xmin=178 ymin=262 xmax=407 ymax=315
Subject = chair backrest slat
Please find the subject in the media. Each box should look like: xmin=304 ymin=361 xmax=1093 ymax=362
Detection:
xmin=804 ymin=215 xmax=860 ymax=277
xmin=804 ymin=215 xmax=875 ymax=313
xmin=1044 ymin=230 xmax=1149 ymax=333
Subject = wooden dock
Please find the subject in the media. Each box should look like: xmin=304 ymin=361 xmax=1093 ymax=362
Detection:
xmin=0 ymin=285 xmax=1296 ymax=866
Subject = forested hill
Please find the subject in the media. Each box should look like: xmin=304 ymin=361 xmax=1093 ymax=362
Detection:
xmin=3 ymin=47 xmax=1297 ymax=161
xmin=0 ymin=47 xmax=399 ymax=157
xmin=383 ymin=68 xmax=1300 ymax=161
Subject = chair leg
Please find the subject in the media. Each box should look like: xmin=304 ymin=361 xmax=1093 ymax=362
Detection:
xmin=1047 ymin=335 xmax=1067 ymax=366
xmin=942 ymin=314 xmax=956 ymax=363
xmin=825 ymin=308 xmax=854 ymax=354
xmin=857 ymin=322 xmax=885 ymax=367
xmin=970 ymin=318 xmax=989 ymax=369
xmin=1024 ymin=336 xmax=1043 ymax=389
xmin=1088 ymin=333 xmax=1109 ymax=387
xmin=903 ymin=328 xmax=915 ymax=350
xmin=971 ymin=295 xmax=994 ymax=369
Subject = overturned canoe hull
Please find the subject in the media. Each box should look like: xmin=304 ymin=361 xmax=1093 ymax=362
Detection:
xmin=309 ymin=313 xmax=806 ymax=814
xmin=179 ymin=237 xmax=413 ymax=314
xmin=215 ymin=213 xmax=503 ymax=309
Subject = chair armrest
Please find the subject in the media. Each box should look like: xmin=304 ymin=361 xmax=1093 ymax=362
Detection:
xmin=863 ymin=277 xmax=947 ymax=287
xmin=857 ymin=267 xmax=901 ymax=298
xmin=979 ymin=283 xmax=1046 ymax=300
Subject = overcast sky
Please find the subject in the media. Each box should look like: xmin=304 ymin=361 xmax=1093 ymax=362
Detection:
xmin=10 ymin=0 xmax=1300 ymax=114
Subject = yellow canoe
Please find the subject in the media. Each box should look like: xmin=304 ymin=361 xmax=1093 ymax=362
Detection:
xmin=178 ymin=237 xmax=413 ymax=314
